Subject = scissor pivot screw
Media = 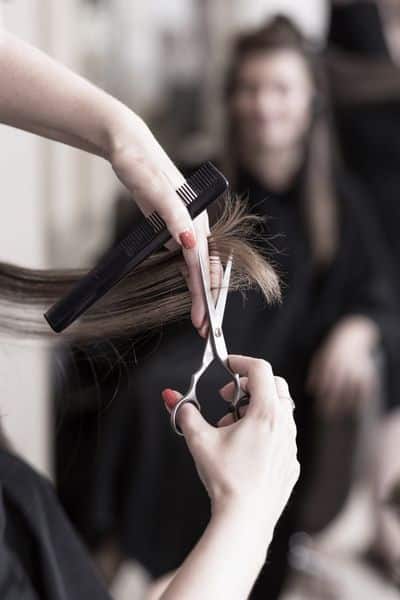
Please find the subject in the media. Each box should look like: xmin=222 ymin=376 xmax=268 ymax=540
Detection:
xmin=215 ymin=327 xmax=222 ymax=337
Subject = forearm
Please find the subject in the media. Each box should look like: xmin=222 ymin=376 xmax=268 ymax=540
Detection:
xmin=0 ymin=30 xmax=122 ymax=156
xmin=161 ymin=502 xmax=273 ymax=600
xmin=0 ymin=30 xmax=183 ymax=188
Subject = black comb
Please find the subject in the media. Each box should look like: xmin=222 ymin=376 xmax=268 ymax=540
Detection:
xmin=44 ymin=162 xmax=228 ymax=333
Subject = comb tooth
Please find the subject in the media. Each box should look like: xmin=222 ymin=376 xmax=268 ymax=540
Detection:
xmin=147 ymin=214 xmax=156 ymax=229
xmin=148 ymin=211 xmax=166 ymax=233
xmin=191 ymin=167 xmax=212 ymax=188
xmin=153 ymin=213 xmax=166 ymax=230
xmin=198 ymin=172 xmax=209 ymax=187
xmin=185 ymin=177 xmax=199 ymax=194
xmin=138 ymin=221 xmax=152 ymax=237
xmin=120 ymin=235 xmax=139 ymax=256
xmin=148 ymin=213 xmax=161 ymax=232
xmin=198 ymin=164 xmax=209 ymax=177
xmin=179 ymin=181 xmax=197 ymax=197
xmin=120 ymin=219 xmax=155 ymax=256
xmin=178 ymin=185 xmax=195 ymax=206
xmin=153 ymin=213 xmax=164 ymax=226
xmin=201 ymin=162 xmax=217 ymax=178
xmin=191 ymin=175 xmax=206 ymax=192
xmin=177 ymin=187 xmax=191 ymax=205
xmin=202 ymin=164 xmax=217 ymax=182
xmin=200 ymin=164 xmax=218 ymax=184
xmin=187 ymin=184 xmax=197 ymax=199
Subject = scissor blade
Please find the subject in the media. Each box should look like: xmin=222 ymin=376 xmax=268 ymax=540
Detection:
xmin=198 ymin=250 xmax=219 ymax=332
xmin=215 ymin=255 xmax=232 ymax=324
xmin=201 ymin=335 xmax=215 ymax=368
xmin=199 ymin=251 xmax=231 ymax=363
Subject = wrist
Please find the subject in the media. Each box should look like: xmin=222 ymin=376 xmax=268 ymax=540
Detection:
xmin=103 ymin=101 xmax=149 ymax=163
xmin=211 ymin=494 xmax=274 ymax=549
xmin=209 ymin=501 xmax=273 ymax=572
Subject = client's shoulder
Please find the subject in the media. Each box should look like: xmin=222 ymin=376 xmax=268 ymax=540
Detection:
xmin=0 ymin=448 xmax=54 ymax=503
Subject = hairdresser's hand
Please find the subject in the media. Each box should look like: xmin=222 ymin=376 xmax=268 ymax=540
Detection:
xmin=307 ymin=316 xmax=380 ymax=417
xmin=162 ymin=356 xmax=299 ymax=532
xmin=110 ymin=115 xmax=218 ymax=336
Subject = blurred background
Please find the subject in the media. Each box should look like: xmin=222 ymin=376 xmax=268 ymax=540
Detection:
xmin=1 ymin=1 xmax=400 ymax=598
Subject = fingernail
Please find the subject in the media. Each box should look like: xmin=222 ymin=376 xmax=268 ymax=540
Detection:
xmin=179 ymin=230 xmax=196 ymax=250
xmin=162 ymin=388 xmax=178 ymax=411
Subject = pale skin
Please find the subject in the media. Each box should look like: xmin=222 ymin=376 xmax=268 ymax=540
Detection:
xmin=231 ymin=49 xmax=381 ymax=416
xmin=371 ymin=409 xmax=400 ymax=577
xmin=307 ymin=315 xmax=380 ymax=416
xmin=0 ymin=31 xmax=300 ymax=598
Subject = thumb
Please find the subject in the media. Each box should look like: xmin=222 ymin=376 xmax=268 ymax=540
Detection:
xmin=161 ymin=388 xmax=211 ymax=442
xmin=177 ymin=402 xmax=211 ymax=441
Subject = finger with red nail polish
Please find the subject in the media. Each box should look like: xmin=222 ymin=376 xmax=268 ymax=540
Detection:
xmin=179 ymin=230 xmax=196 ymax=250
xmin=161 ymin=388 xmax=182 ymax=411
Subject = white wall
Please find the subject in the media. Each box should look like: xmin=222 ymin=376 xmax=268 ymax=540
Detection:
xmin=232 ymin=0 xmax=328 ymax=39
xmin=0 ymin=2 xmax=47 ymax=268
xmin=0 ymin=1 xmax=52 ymax=476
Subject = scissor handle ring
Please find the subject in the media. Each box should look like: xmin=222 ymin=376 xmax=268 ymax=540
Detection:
xmin=230 ymin=391 xmax=250 ymax=422
xmin=225 ymin=371 xmax=250 ymax=422
xmin=170 ymin=396 xmax=201 ymax=437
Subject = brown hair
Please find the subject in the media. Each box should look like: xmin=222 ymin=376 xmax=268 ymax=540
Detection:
xmin=328 ymin=0 xmax=400 ymax=104
xmin=0 ymin=197 xmax=280 ymax=342
xmin=223 ymin=16 xmax=339 ymax=267
xmin=328 ymin=50 xmax=400 ymax=104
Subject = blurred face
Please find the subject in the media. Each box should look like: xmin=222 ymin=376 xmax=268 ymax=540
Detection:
xmin=231 ymin=50 xmax=314 ymax=151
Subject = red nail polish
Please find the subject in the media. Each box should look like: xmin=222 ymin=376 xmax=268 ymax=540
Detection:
xmin=179 ymin=230 xmax=196 ymax=250
xmin=162 ymin=388 xmax=178 ymax=410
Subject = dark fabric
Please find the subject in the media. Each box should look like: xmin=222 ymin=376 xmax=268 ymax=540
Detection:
xmin=55 ymin=162 xmax=398 ymax=600
xmin=329 ymin=2 xmax=399 ymax=264
xmin=329 ymin=1 xmax=390 ymax=58
xmin=0 ymin=449 xmax=110 ymax=600
xmin=328 ymin=1 xmax=400 ymax=408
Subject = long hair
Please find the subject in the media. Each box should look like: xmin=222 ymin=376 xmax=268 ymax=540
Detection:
xmin=223 ymin=16 xmax=339 ymax=267
xmin=0 ymin=197 xmax=280 ymax=342
xmin=328 ymin=50 xmax=400 ymax=104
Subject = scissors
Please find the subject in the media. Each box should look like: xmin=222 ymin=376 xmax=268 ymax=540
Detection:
xmin=170 ymin=252 xmax=249 ymax=436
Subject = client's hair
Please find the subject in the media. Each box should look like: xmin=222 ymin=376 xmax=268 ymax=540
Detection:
xmin=0 ymin=197 xmax=280 ymax=342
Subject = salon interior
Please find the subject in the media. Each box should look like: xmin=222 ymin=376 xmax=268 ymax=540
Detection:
xmin=1 ymin=0 xmax=400 ymax=598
